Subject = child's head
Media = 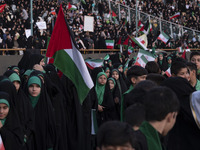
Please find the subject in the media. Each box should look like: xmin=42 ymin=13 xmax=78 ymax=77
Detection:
xmin=124 ymin=103 xmax=145 ymax=131
xmin=112 ymin=69 xmax=120 ymax=81
xmin=190 ymin=51 xmax=200 ymax=70
xmin=97 ymin=72 xmax=107 ymax=86
xmin=28 ymin=76 xmax=42 ymax=97
xmin=127 ymin=66 xmax=148 ymax=86
xmin=108 ymin=78 xmax=116 ymax=91
xmin=145 ymin=61 xmax=160 ymax=74
xmin=186 ymin=62 xmax=197 ymax=81
xmin=167 ymin=57 xmax=172 ymax=64
xmin=0 ymin=92 xmax=10 ymax=120
xmin=171 ymin=61 xmax=189 ymax=81
xmin=144 ymin=86 xmax=179 ymax=136
xmin=97 ymin=121 xmax=136 ymax=150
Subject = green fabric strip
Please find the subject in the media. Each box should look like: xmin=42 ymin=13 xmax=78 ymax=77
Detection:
xmin=140 ymin=121 xmax=162 ymax=150
xmin=54 ymin=50 xmax=90 ymax=104
xmin=0 ymin=99 xmax=10 ymax=108
xmin=120 ymin=85 xmax=134 ymax=121
xmin=9 ymin=73 xmax=21 ymax=83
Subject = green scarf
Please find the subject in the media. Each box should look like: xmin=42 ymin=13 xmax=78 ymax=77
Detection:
xmin=108 ymin=77 xmax=116 ymax=92
xmin=0 ymin=99 xmax=9 ymax=125
xmin=95 ymin=72 xmax=107 ymax=105
xmin=9 ymin=73 xmax=21 ymax=83
xmin=28 ymin=76 xmax=41 ymax=108
xmin=0 ymin=118 xmax=6 ymax=126
xmin=29 ymin=94 xmax=40 ymax=108
xmin=140 ymin=121 xmax=162 ymax=150
xmin=120 ymin=85 xmax=134 ymax=121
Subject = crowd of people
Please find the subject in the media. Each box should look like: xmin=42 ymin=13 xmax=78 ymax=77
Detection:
xmin=0 ymin=46 xmax=200 ymax=149
xmin=0 ymin=0 xmax=200 ymax=54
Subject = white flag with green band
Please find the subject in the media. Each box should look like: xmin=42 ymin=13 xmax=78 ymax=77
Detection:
xmin=157 ymin=32 xmax=170 ymax=44
xmin=134 ymin=49 xmax=155 ymax=68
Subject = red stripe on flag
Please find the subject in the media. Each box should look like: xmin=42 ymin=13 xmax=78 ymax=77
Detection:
xmin=46 ymin=4 xmax=72 ymax=57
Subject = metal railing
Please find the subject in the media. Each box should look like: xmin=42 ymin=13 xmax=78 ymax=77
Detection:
xmin=1 ymin=48 xmax=200 ymax=56
xmin=102 ymin=0 xmax=200 ymax=41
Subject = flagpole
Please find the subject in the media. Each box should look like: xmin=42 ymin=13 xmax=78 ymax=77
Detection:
xmin=30 ymin=0 xmax=33 ymax=36
xmin=136 ymin=0 xmax=138 ymax=37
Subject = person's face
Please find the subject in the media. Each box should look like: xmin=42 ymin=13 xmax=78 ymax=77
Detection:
xmin=99 ymin=143 xmax=135 ymax=150
xmin=133 ymin=75 xmax=147 ymax=85
xmin=98 ymin=75 xmax=107 ymax=85
xmin=40 ymin=58 xmax=45 ymax=66
xmin=13 ymin=69 xmax=20 ymax=75
xmin=28 ymin=84 xmax=41 ymax=97
xmin=118 ymin=67 xmax=123 ymax=73
xmin=112 ymin=71 xmax=119 ymax=80
xmin=0 ymin=103 xmax=9 ymax=120
xmin=191 ymin=55 xmax=200 ymax=70
xmin=13 ymin=81 xmax=20 ymax=92
xmin=168 ymin=59 xmax=172 ymax=64
xmin=176 ymin=68 xmax=190 ymax=81
xmin=105 ymin=69 xmax=110 ymax=78
xmin=163 ymin=112 xmax=178 ymax=136
xmin=159 ymin=54 xmax=163 ymax=60
xmin=108 ymin=80 xmax=114 ymax=90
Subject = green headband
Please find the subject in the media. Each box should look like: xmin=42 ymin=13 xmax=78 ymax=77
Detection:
xmin=108 ymin=60 xmax=112 ymax=63
xmin=112 ymin=69 xmax=119 ymax=74
xmin=28 ymin=76 xmax=41 ymax=87
xmin=24 ymin=70 xmax=33 ymax=77
xmin=97 ymin=72 xmax=107 ymax=80
xmin=118 ymin=65 xmax=123 ymax=69
xmin=0 ymin=99 xmax=10 ymax=108
xmin=9 ymin=73 xmax=21 ymax=83
xmin=105 ymin=67 xmax=110 ymax=72
xmin=12 ymin=67 xmax=20 ymax=71
xmin=108 ymin=77 xmax=116 ymax=86
xmin=167 ymin=57 xmax=172 ymax=61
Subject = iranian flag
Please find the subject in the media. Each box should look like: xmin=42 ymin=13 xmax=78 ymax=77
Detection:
xmin=67 ymin=2 xmax=77 ymax=10
xmin=46 ymin=4 xmax=94 ymax=104
xmin=157 ymin=32 xmax=170 ymax=44
xmin=165 ymin=67 xmax=171 ymax=77
xmin=170 ymin=12 xmax=180 ymax=19
xmin=0 ymin=135 xmax=5 ymax=150
xmin=85 ymin=59 xmax=104 ymax=69
xmin=138 ymin=20 xmax=144 ymax=32
xmin=178 ymin=47 xmax=184 ymax=52
xmin=129 ymin=34 xmax=148 ymax=50
xmin=106 ymin=40 xmax=114 ymax=49
xmin=134 ymin=49 xmax=155 ymax=68
xmin=128 ymin=46 xmax=134 ymax=55
xmin=0 ymin=4 xmax=6 ymax=13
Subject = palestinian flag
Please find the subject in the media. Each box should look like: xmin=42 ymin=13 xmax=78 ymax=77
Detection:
xmin=67 ymin=2 xmax=77 ymax=10
xmin=0 ymin=135 xmax=5 ymax=150
xmin=134 ymin=49 xmax=155 ymax=68
xmin=129 ymin=34 xmax=148 ymax=50
xmin=165 ymin=67 xmax=171 ymax=77
xmin=46 ymin=4 xmax=94 ymax=104
xmin=128 ymin=46 xmax=134 ymax=55
xmin=116 ymin=37 xmax=122 ymax=45
xmin=122 ymin=36 xmax=130 ymax=45
xmin=123 ymin=18 xmax=128 ymax=26
xmin=181 ymin=50 xmax=186 ymax=59
xmin=157 ymin=32 xmax=170 ymax=44
xmin=170 ymin=12 xmax=180 ymax=19
xmin=85 ymin=59 xmax=104 ymax=69
xmin=81 ymin=0 xmax=86 ymax=4
xmin=105 ymin=40 xmax=114 ymax=49
xmin=0 ymin=4 xmax=6 ymax=13
xmin=109 ymin=10 xmax=117 ymax=23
